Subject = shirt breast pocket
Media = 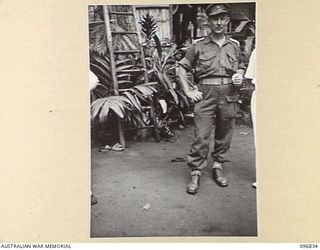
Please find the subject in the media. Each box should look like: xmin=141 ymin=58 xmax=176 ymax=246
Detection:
xmin=198 ymin=53 xmax=216 ymax=71
xmin=226 ymin=52 xmax=239 ymax=71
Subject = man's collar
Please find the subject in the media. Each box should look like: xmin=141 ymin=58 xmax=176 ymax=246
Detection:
xmin=203 ymin=34 xmax=232 ymax=46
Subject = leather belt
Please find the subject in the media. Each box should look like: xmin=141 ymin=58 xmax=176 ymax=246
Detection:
xmin=200 ymin=78 xmax=232 ymax=85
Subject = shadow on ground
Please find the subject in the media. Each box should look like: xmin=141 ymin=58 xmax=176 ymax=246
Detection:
xmin=91 ymin=125 xmax=257 ymax=237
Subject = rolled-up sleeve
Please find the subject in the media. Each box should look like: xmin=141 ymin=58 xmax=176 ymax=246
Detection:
xmin=178 ymin=44 xmax=196 ymax=71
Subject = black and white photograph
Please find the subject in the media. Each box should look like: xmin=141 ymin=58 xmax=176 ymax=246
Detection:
xmin=89 ymin=3 xmax=257 ymax=237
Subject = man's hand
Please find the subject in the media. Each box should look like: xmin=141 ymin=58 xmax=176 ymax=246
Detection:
xmin=185 ymin=87 xmax=203 ymax=103
xmin=178 ymin=65 xmax=202 ymax=103
xmin=232 ymin=73 xmax=243 ymax=85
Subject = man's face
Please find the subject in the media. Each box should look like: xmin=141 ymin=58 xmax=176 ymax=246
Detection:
xmin=208 ymin=13 xmax=230 ymax=34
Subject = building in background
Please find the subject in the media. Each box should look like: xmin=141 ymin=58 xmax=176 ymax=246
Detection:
xmin=103 ymin=3 xmax=255 ymax=64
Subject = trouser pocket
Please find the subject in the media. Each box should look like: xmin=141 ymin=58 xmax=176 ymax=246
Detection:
xmin=222 ymin=95 xmax=239 ymax=119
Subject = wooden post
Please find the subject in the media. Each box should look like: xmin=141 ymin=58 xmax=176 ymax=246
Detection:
xmin=103 ymin=5 xmax=126 ymax=148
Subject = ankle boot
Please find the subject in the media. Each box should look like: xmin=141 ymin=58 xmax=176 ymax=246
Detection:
xmin=213 ymin=168 xmax=228 ymax=187
xmin=187 ymin=174 xmax=200 ymax=194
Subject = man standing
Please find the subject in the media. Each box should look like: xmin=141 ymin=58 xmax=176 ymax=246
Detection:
xmin=178 ymin=3 xmax=245 ymax=194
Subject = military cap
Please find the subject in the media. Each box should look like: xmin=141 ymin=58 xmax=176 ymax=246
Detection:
xmin=205 ymin=3 xmax=230 ymax=17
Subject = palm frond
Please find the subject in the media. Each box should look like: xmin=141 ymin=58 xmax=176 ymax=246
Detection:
xmin=90 ymin=62 xmax=111 ymax=81
xmin=91 ymin=95 xmax=133 ymax=124
xmin=91 ymin=98 xmax=108 ymax=122
xmin=108 ymin=98 xmax=126 ymax=118
xmin=122 ymin=91 xmax=142 ymax=112
xmin=98 ymin=102 xmax=110 ymax=124
xmin=89 ymin=24 xmax=107 ymax=55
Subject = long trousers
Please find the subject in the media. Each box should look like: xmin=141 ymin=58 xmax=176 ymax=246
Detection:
xmin=187 ymin=84 xmax=238 ymax=172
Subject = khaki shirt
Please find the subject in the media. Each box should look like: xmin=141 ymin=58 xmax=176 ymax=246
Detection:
xmin=179 ymin=35 xmax=245 ymax=81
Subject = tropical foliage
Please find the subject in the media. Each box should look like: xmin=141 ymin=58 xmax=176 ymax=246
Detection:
xmin=90 ymin=84 xmax=157 ymax=128
xmin=89 ymin=6 xmax=158 ymax=131
xmin=89 ymin=7 xmax=192 ymax=140
xmin=149 ymin=46 xmax=191 ymax=132
xmin=139 ymin=13 xmax=192 ymax=138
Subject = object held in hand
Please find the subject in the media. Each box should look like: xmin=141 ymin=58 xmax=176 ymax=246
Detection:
xmin=232 ymin=73 xmax=243 ymax=85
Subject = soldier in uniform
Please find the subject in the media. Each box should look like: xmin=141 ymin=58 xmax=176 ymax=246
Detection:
xmin=178 ymin=3 xmax=245 ymax=194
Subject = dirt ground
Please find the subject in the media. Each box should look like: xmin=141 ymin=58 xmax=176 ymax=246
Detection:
xmin=91 ymin=124 xmax=257 ymax=237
